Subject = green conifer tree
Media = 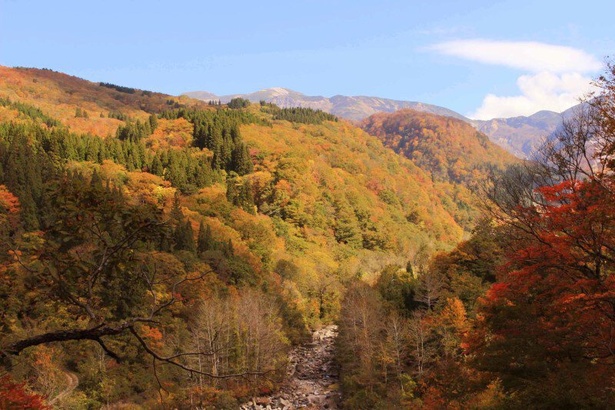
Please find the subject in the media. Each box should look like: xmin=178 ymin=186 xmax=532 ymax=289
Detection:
xmin=197 ymin=221 xmax=214 ymax=254
xmin=149 ymin=114 xmax=158 ymax=132
xmin=174 ymin=220 xmax=196 ymax=252
xmin=150 ymin=155 xmax=163 ymax=176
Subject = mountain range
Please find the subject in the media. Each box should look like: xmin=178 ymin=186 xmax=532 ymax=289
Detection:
xmin=0 ymin=63 xmax=611 ymax=409
xmin=184 ymin=88 xmax=468 ymax=122
xmin=471 ymin=107 xmax=579 ymax=158
xmin=185 ymin=87 xmax=574 ymax=158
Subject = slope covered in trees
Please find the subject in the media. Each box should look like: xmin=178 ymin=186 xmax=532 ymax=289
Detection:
xmin=333 ymin=62 xmax=615 ymax=409
xmin=7 ymin=63 xmax=609 ymax=409
xmin=0 ymin=66 xmax=208 ymax=136
xmin=361 ymin=109 xmax=516 ymax=187
xmin=0 ymin=68 xmax=486 ymax=407
xmin=361 ymin=109 xmax=518 ymax=229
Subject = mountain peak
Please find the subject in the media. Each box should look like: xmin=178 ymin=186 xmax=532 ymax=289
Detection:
xmin=182 ymin=86 xmax=578 ymax=159
xmin=184 ymin=88 xmax=468 ymax=122
xmin=264 ymin=87 xmax=293 ymax=96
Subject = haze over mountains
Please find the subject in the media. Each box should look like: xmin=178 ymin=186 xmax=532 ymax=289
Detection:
xmin=185 ymin=87 xmax=575 ymax=158
xmin=471 ymin=107 xmax=579 ymax=158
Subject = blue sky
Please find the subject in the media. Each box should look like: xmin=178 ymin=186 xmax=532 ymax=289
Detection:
xmin=1 ymin=0 xmax=613 ymax=119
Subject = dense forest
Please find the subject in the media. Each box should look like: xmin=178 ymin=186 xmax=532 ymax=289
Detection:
xmin=335 ymin=64 xmax=615 ymax=408
xmin=361 ymin=110 xmax=518 ymax=230
xmin=0 ymin=62 xmax=613 ymax=409
xmin=0 ymin=66 xmax=463 ymax=408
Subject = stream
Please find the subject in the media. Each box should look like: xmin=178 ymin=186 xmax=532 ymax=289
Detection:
xmin=240 ymin=325 xmax=341 ymax=410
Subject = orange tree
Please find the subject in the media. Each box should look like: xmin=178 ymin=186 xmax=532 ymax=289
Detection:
xmin=468 ymin=62 xmax=615 ymax=407
xmin=0 ymin=374 xmax=49 ymax=409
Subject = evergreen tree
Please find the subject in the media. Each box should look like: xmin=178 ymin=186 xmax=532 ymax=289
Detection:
xmin=170 ymin=192 xmax=183 ymax=222
xmin=90 ymin=169 xmax=103 ymax=189
xmin=148 ymin=114 xmax=158 ymax=132
xmin=197 ymin=220 xmax=214 ymax=254
xmin=223 ymin=239 xmax=234 ymax=258
xmin=174 ymin=220 xmax=196 ymax=252
xmin=333 ymin=198 xmax=362 ymax=248
xmin=150 ymin=155 xmax=163 ymax=176
xmin=230 ymin=143 xmax=253 ymax=175
xmin=228 ymin=98 xmax=250 ymax=109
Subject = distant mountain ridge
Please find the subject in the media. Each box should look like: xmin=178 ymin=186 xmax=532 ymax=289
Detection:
xmin=184 ymin=88 xmax=468 ymax=122
xmin=185 ymin=87 xmax=578 ymax=158
xmin=470 ymin=108 xmax=578 ymax=158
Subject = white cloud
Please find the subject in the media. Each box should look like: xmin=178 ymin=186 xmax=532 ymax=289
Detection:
xmin=430 ymin=39 xmax=602 ymax=119
xmin=470 ymin=71 xmax=596 ymax=119
xmin=431 ymin=39 xmax=601 ymax=73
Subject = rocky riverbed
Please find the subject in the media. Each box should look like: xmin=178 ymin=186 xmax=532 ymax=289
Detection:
xmin=240 ymin=325 xmax=341 ymax=410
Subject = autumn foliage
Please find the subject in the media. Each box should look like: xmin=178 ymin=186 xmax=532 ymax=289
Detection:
xmin=468 ymin=178 xmax=615 ymax=406
xmin=0 ymin=375 xmax=49 ymax=409
xmin=361 ymin=109 xmax=516 ymax=185
xmin=361 ymin=109 xmax=518 ymax=229
xmin=459 ymin=63 xmax=615 ymax=407
xmin=0 ymin=65 xmax=476 ymax=406
xmin=3 ymin=59 xmax=614 ymax=408
xmin=335 ymin=62 xmax=615 ymax=408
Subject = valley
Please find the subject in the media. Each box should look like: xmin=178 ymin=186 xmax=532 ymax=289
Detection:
xmin=241 ymin=326 xmax=340 ymax=410
xmin=0 ymin=64 xmax=613 ymax=409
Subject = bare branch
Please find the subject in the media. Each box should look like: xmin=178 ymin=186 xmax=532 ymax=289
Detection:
xmin=129 ymin=327 xmax=275 ymax=380
xmin=94 ymin=337 xmax=122 ymax=362
xmin=0 ymin=322 xmax=132 ymax=359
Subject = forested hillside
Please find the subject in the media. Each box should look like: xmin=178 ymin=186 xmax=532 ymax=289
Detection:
xmin=0 ymin=67 xmax=473 ymax=408
xmin=2 ymin=64 xmax=611 ymax=409
xmin=0 ymin=66 xmax=207 ymax=137
xmin=333 ymin=64 xmax=615 ymax=409
xmin=361 ymin=109 xmax=518 ymax=229
xmin=361 ymin=110 xmax=516 ymax=185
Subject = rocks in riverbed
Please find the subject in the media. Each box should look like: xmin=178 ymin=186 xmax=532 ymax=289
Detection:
xmin=240 ymin=325 xmax=341 ymax=409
